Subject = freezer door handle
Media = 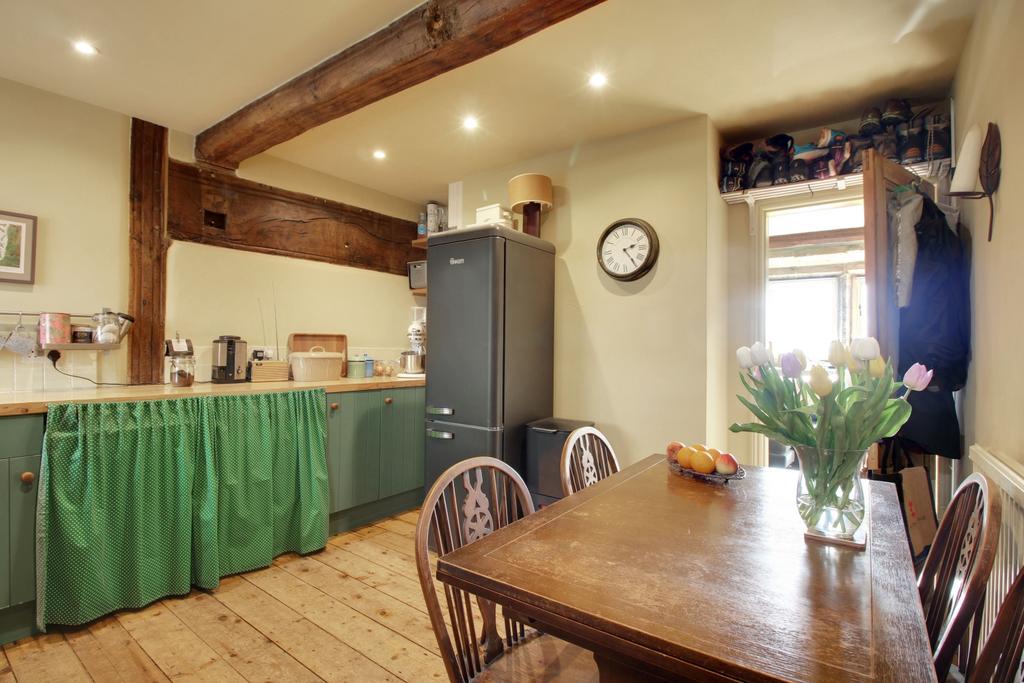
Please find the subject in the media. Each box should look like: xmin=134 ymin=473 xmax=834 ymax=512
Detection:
xmin=426 ymin=406 xmax=454 ymax=416
xmin=426 ymin=428 xmax=454 ymax=440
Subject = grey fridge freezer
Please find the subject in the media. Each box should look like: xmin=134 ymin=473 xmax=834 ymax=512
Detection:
xmin=424 ymin=225 xmax=555 ymax=490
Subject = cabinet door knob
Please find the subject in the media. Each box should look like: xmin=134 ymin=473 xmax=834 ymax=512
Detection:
xmin=20 ymin=471 xmax=35 ymax=485
xmin=384 ymin=397 xmax=393 ymax=405
xmin=329 ymin=402 xmax=339 ymax=411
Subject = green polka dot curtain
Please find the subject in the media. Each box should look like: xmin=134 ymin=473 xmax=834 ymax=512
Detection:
xmin=35 ymin=389 xmax=328 ymax=629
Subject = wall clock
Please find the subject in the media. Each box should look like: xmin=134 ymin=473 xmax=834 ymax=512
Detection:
xmin=596 ymin=218 xmax=659 ymax=281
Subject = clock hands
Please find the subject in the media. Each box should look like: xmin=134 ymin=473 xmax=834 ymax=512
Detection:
xmin=621 ymin=247 xmax=638 ymax=268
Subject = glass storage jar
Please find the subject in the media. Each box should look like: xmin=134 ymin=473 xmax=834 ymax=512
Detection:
xmin=170 ymin=356 xmax=196 ymax=387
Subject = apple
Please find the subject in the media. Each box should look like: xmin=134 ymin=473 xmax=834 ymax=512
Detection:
xmin=666 ymin=441 xmax=685 ymax=462
xmin=691 ymin=450 xmax=716 ymax=474
xmin=676 ymin=446 xmax=698 ymax=469
xmin=715 ymin=452 xmax=739 ymax=476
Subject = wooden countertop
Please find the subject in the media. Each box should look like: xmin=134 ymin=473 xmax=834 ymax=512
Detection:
xmin=0 ymin=376 xmax=425 ymax=416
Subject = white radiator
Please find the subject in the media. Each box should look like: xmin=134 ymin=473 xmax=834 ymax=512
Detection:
xmin=968 ymin=444 xmax=1024 ymax=638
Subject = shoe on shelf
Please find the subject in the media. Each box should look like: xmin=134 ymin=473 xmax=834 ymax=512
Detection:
xmin=874 ymin=129 xmax=900 ymax=162
xmin=771 ymin=154 xmax=790 ymax=185
xmin=816 ymin=128 xmax=847 ymax=149
xmin=793 ymin=143 xmax=831 ymax=161
xmin=722 ymin=142 xmax=753 ymax=163
xmin=924 ymin=114 xmax=950 ymax=160
xmin=789 ymin=158 xmax=809 ymax=183
xmin=748 ymin=156 xmax=773 ymax=188
xmin=881 ymin=98 xmax=913 ymax=127
xmin=859 ymin=107 xmax=882 ymax=136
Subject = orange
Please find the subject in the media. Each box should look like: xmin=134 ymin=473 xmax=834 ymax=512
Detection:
xmin=691 ymin=443 xmax=709 ymax=452
xmin=690 ymin=450 xmax=716 ymax=474
xmin=706 ymin=447 xmax=723 ymax=459
xmin=676 ymin=446 xmax=697 ymax=469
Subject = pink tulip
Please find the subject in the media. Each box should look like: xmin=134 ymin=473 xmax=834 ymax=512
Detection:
xmin=903 ymin=363 xmax=934 ymax=392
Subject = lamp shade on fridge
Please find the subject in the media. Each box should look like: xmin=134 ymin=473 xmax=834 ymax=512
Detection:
xmin=424 ymin=225 xmax=555 ymax=488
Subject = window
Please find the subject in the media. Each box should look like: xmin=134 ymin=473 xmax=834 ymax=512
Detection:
xmin=765 ymin=198 xmax=865 ymax=364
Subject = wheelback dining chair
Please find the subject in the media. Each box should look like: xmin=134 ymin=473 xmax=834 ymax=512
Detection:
xmin=415 ymin=456 xmax=597 ymax=682
xmin=969 ymin=563 xmax=1024 ymax=682
xmin=918 ymin=473 xmax=1002 ymax=681
xmin=559 ymin=427 xmax=620 ymax=497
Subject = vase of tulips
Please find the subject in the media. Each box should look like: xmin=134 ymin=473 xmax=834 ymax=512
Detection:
xmin=731 ymin=338 xmax=933 ymax=543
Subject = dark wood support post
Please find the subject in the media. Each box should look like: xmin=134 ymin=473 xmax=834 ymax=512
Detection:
xmin=128 ymin=118 xmax=169 ymax=385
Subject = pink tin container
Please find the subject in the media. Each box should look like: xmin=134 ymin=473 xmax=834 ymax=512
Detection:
xmin=38 ymin=312 xmax=72 ymax=346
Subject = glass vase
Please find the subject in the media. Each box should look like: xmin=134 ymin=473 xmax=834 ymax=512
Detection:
xmin=793 ymin=446 xmax=869 ymax=542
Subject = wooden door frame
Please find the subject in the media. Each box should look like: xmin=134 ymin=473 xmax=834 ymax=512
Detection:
xmin=748 ymin=188 xmax=865 ymax=468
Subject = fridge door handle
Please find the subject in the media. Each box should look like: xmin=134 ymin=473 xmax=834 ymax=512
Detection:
xmin=532 ymin=427 xmax=558 ymax=434
xmin=426 ymin=428 xmax=454 ymax=440
xmin=426 ymin=406 xmax=454 ymax=416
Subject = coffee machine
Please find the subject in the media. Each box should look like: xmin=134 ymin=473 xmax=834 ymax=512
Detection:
xmin=211 ymin=335 xmax=247 ymax=383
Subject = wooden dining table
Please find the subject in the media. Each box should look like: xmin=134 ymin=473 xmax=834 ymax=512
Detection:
xmin=435 ymin=454 xmax=937 ymax=683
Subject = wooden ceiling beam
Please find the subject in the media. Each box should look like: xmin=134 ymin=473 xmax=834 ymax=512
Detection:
xmin=195 ymin=0 xmax=607 ymax=170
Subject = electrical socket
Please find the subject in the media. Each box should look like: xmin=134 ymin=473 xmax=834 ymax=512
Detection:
xmin=249 ymin=345 xmax=278 ymax=360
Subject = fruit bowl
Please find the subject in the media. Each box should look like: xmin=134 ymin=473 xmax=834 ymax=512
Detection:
xmin=668 ymin=460 xmax=746 ymax=485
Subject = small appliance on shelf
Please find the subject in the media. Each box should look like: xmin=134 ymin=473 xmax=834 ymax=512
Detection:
xmin=399 ymin=306 xmax=426 ymax=378
xmin=211 ymin=335 xmax=247 ymax=383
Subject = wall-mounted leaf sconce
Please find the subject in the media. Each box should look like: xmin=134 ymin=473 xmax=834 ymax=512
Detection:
xmin=949 ymin=122 xmax=1001 ymax=241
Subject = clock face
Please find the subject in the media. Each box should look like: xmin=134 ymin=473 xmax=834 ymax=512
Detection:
xmin=597 ymin=219 xmax=659 ymax=281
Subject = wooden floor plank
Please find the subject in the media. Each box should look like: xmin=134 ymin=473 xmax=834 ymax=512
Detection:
xmin=275 ymin=554 xmax=442 ymax=656
xmin=0 ymin=646 xmax=16 ymax=683
xmin=62 ymin=626 xmax=124 ymax=681
xmin=163 ymin=592 xmax=323 ymax=683
xmin=374 ymin=518 xmax=417 ymax=538
xmin=86 ymin=615 xmax=170 ymax=683
xmin=395 ymin=509 xmax=421 ymax=526
xmin=212 ymin=575 xmax=399 ymax=682
xmin=310 ymin=543 xmax=429 ymax=613
xmin=116 ymin=602 xmax=246 ymax=682
xmin=246 ymin=565 xmax=445 ymax=681
xmin=329 ymin=533 xmax=422 ymax=578
xmin=364 ymin=529 xmax=417 ymax=557
xmin=3 ymin=633 xmax=91 ymax=683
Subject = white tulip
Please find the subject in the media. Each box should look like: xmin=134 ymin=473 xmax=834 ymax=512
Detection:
xmin=850 ymin=337 xmax=881 ymax=361
xmin=750 ymin=342 xmax=771 ymax=366
xmin=793 ymin=349 xmax=807 ymax=371
xmin=828 ymin=340 xmax=847 ymax=366
xmin=736 ymin=346 xmax=754 ymax=369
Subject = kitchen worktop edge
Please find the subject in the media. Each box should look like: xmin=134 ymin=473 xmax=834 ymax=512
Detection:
xmin=0 ymin=376 xmax=426 ymax=416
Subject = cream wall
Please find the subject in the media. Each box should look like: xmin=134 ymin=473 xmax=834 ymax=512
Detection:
xmin=166 ymin=133 xmax=423 ymax=379
xmin=0 ymin=77 xmax=425 ymax=391
xmin=953 ymin=0 xmax=1024 ymax=463
xmin=0 ymin=77 xmax=129 ymax=390
xmin=459 ymin=117 xmax=721 ymax=466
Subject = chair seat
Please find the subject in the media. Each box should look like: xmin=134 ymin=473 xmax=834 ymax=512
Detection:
xmin=477 ymin=633 xmax=598 ymax=682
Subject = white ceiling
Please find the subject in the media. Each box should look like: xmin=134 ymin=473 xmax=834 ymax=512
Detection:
xmin=0 ymin=0 xmax=423 ymax=133
xmin=1 ymin=0 xmax=977 ymax=205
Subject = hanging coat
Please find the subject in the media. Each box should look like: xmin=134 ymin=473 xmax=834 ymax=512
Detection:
xmin=896 ymin=193 xmax=971 ymax=460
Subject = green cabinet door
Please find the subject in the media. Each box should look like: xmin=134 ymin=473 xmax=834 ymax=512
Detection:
xmin=326 ymin=391 xmax=382 ymax=513
xmin=379 ymin=387 xmax=426 ymax=499
xmin=0 ymin=459 xmax=9 ymax=610
xmin=9 ymin=455 xmax=40 ymax=606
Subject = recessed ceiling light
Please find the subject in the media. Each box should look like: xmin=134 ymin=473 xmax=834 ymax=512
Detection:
xmin=588 ymin=72 xmax=608 ymax=89
xmin=73 ymin=40 xmax=98 ymax=56
xmin=462 ymin=115 xmax=479 ymax=131
xmin=372 ymin=149 xmax=387 ymax=160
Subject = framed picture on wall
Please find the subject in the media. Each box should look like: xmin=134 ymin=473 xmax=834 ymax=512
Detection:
xmin=0 ymin=210 xmax=37 ymax=284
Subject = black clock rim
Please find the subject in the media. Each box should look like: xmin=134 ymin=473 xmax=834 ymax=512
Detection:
xmin=597 ymin=218 xmax=660 ymax=282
